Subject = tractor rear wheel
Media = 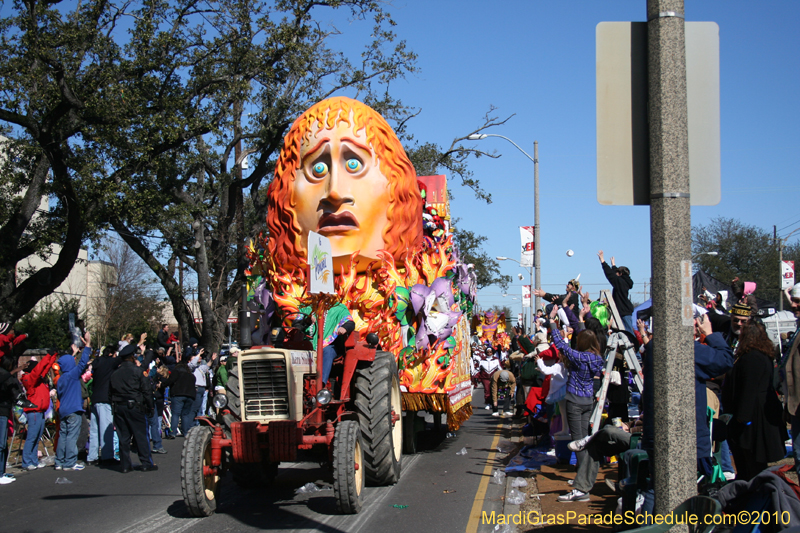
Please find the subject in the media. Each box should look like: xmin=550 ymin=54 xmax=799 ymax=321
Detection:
xmin=180 ymin=426 xmax=219 ymax=517
xmin=332 ymin=420 xmax=364 ymax=514
xmin=353 ymin=350 xmax=402 ymax=486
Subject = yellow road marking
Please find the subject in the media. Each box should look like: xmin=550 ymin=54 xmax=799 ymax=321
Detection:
xmin=465 ymin=420 xmax=504 ymax=533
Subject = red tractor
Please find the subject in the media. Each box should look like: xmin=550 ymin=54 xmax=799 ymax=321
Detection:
xmin=179 ymin=328 xmax=403 ymax=516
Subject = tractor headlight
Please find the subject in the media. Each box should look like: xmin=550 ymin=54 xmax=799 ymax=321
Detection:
xmin=212 ymin=393 xmax=228 ymax=409
xmin=316 ymin=389 xmax=333 ymax=405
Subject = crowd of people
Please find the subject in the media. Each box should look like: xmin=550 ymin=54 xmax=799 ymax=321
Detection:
xmin=0 ymin=323 xmax=236 ymax=483
xmin=471 ymin=251 xmax=800 ymax=508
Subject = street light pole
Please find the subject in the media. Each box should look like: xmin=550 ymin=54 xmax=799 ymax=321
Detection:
xmin=469 ymin=133 xmax=541 ymax=312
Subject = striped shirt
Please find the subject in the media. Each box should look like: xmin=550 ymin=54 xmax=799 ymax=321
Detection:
xmin=550 ymin=325 xmax=604 ymax=398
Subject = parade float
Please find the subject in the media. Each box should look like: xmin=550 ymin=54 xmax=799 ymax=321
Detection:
xmin=180 ymin=96 xmax=476 ymax=517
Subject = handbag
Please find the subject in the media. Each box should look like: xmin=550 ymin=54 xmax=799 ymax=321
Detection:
xmin=610 ymin=370 xmax=622 ymax=386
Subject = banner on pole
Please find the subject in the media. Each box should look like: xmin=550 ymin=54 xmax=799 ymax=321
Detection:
xmin=308 ymin=231 xmax=334 ymax=294
xmin=782 ymin=260 xmax=795 ymax=290
xmin=522 ymin=285 xmax=531 ymax=308
xmin=520 ymin=226 xmax=534 ymax=267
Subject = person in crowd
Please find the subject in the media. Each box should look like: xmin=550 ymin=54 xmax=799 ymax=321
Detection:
xmin=731 ymin=278 xmax=758 ymax=315
xmin=86 ymin=344 xmax=122 ymax=466
xmin=188 ymin=349 xmax=215 ymax=422
xmin=782 ymin=282 xmax=800 ymax=477
xmin=0 ymin=323 xmax=28 ymax=362
xmin=490 ymin=366 xmax=516 ymax=417
xmin=597 ymin=250 xmax=634 ymax=333
xmin=20 ymin=352 xmax=57 ymax=470
xmin=184 ymin=338 xmax=200 ymax=360
xmin=564 ymin=419 xmax=643 ymax=501
xmin=547 ymin=305 xmax=605 ymax=503
xmin=156 ymin=324 xmax=171 ymax=351
xmin=692 ymin=312 xmax=734 ymax=480
xmin=533 ymin=278 xmax=582 ymax=314
xmin=55 ymin=332 xmax=92 ymax=471
xmin=110 ymin=344 xmax=157 ymax=472
xmin=163 ymin=362 xmax=198 ymax=437
xmin=476 ymin=345 xmax=501 ymax=408
xmin=706 ymin=302 xmax=752 ymax=349
xmin=118 ymin=333 xmax=134 ymax=352
xmin=535 ymin=347 xmax=570 ymax=437
xmin=157 ymin=345 xmax=177 ymax=371
xmin=1 ymin=355 xmax=36 ymax=484
xmin=723 ymin=321 xmax=787 ymax=480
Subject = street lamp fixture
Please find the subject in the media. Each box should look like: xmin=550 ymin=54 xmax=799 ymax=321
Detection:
xmin=472 ymin=134 xmax=541 ymax=312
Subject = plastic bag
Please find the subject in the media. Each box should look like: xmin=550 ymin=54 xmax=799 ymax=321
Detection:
xmin=295 ymin=482 xmax=321 ymax=494
xmin=511 ymin=477 xmax=528 ymax=488
xmin=491 ymin=470 xmax=506 ymax=485
xmin=494 ymin=523 xmax=514 ymax=533
xmin=41 ymin=455 xmax=55 ymax=465
xmin=455 ymin=447 xmax=468 ymax=456
xmin=507 ymin=488 xmax=526 ymax=505
xmin=55 ymin=477 xmax=72 ymax=484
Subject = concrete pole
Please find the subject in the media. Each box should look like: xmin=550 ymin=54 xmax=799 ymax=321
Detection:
xmin=647 ymin=0 xmax=696 ymax=515
xmin=533 ymin=141 xmax=541 ymax=312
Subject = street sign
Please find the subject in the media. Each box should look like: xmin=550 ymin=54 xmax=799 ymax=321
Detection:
xmin=597 ymin=22 xmax=720 ymax=206
xmin=307 ymin=231 xmax=334 ymax=294
xmin=782 ymin=260 xmax=795 ymax=290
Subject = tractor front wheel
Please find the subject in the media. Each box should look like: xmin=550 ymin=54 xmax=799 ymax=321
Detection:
xmin=332 ymin=420 xmax=364 ymax=514
xmin=180 ymin=426 xmax=219 ymax=517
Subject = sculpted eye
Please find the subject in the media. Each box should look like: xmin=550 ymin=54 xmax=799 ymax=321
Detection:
xmin=345 ymin=158 xmax=362 ymax=173
xmin=311 ymin=162 xmax=328 ymax=178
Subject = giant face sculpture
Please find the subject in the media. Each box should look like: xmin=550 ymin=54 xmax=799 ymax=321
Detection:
xmin=267 ymin=97 xmax=423 ymax=273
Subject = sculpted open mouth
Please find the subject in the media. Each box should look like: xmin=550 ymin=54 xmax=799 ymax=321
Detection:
xmin=318 ymin=211 xmax=359 ymax=233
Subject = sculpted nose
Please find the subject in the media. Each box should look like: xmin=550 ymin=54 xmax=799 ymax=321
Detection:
xmin=322 ymin=165 xmax=353 ymax=207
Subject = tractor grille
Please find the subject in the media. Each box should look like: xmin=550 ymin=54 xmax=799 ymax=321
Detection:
xmin=242 ymin=359 xmax=289 ymax=419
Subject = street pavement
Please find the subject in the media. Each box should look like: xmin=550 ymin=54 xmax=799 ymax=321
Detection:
xmin=1 ymin=390 xmax=516 ymax=533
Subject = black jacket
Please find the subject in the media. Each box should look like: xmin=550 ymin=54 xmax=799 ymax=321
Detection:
xmin=163 ymin=366 xmax=197 ymax=398
xmin=110 ymin=360 xmax=154 ymax=412
xmin=0 ymin=367 xmax=22 ymax=418
xmin=157 ymin=330 xmax=170 ymax=350
xmin=602 ymin=262 xmax=634 ymax=317
xmin=90 ymin=355 xmax=122 ymax=404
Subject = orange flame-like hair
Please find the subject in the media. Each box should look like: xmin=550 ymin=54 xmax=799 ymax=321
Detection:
xmin=267 ymin=97 xmax=423 ymax=270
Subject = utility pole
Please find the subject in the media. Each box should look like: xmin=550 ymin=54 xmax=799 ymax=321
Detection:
xmin=647 ymin=0 xmax=696 ymax=514
xmin=533 ymin=141 xmax=541 ymax=311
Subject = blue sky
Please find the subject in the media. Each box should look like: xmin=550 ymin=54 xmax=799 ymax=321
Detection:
xmin=328 ymin=1 xmax=799 ymax=319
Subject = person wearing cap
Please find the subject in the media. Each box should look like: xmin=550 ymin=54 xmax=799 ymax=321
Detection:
xmin=490 ymin=366 xmax=517 ymax=417
xmin=532 ymin=279 xmax=581 ymax=314
xmin=20 ymin=352 xmax=58 ymax=470
xmin=0 ymin=323 xmax=28 ymax=363
xmin=597 ymin=251 xmax=635 ymax=333
xmin=781 ymin=282 xmax=800 ymax=476
xmin=55 ymin=332 xmax=93 ymax=471
xmin=705 ymin=301 xmax=752 ymax=350
xmin=110 ymin=343 xmax=157 ymax=472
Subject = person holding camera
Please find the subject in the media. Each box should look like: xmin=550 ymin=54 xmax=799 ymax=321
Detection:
xmin=110 ymin=344 xmax=157 ymax=473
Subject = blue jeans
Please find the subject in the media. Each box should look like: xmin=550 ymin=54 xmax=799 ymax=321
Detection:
xmin=22 ymin=411 xmax=46 ymax=468
xmin=718 ymin=439 xmax=734 ymax=473
xmin=0 ymin=415 xmax=8 ymax=475
xmin=171 ymin=396 xmax=194 ymax=436
xmin=55 ymin=413 xmax=82 ymax=468
xmin=87 ymin=403 xmax=115 ymax=461
xmin=191 ymin=386 xmax=206 ymax=427
xmin=147 ymin=413 xmax=163 ymax=450
xmin=622 ymin=315 xmax=635 ymax=334
xmin=322 ymin=345 xmax=336 ymax=384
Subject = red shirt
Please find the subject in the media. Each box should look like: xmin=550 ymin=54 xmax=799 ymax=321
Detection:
xmin=20 ymin=354 xmax=57 ymax=413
